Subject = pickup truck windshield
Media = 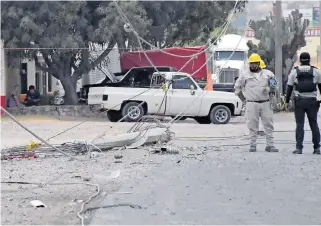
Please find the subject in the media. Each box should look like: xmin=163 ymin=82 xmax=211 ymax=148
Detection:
xmin=215 ymin=51 xmax=244 ymax=61
xmin=172 ymin=75 xmax=197 ymax=90
xmin=120 ymin=67 xmax=177 ymax=88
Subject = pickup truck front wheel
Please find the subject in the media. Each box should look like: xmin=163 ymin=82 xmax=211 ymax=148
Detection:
xmin=121 ymin=102 xmax=145 ymax=122
xmin=209 ymin=105 xmax=231 ymax=124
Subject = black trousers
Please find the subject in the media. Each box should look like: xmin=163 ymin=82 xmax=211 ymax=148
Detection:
xmin=24 ymin=99 xmax=40 ymax=107
xmin=294 ymin=98 xmax=320 ymax=150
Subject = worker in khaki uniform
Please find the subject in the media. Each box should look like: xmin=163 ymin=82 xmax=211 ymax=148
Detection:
xmin=234 ymin=54 xmax=279 ymax=152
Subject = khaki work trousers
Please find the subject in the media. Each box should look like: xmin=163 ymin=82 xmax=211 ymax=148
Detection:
xmin=246 ymin=101 xmax=274 ymax=147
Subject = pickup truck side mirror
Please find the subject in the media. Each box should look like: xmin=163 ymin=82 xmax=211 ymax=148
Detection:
xmin=190 ymin=85 xmax=195 ymax=95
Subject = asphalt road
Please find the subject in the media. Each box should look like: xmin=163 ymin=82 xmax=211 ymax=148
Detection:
xmin=90 ymin=133 xmax=321 ymax=225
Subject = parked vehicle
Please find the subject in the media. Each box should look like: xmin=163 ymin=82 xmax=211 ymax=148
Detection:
xmin=120 ymin=46 xmax=207 ymax=80
xmin=120 ymin=34 xmax=247 ymax=92
xmin=211 ymin=34 xmax=248 ymax=84
xmin=88 ymin=72 xmax=242 ymax=124
xmin=80 ymin=66 xmax=177 ymax=101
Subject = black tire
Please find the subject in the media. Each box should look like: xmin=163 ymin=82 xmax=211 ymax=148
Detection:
xmin=107 ymin=110 xmax=122 ymax=122
xmin=194 ymin=117 xmax=211 ymax=124
xmin=121 ymin=102 xmax=145 ymax=122
xmin=171 ymin=116 xmax=187 ymax=120
xmin=209 ymin=105 xmax=231 ymax=124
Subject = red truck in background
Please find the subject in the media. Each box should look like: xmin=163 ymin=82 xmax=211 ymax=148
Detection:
xmin=120 ymin=46 xmax=208 ymax=80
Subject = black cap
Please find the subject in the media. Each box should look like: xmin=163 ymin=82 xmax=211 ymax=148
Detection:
xmin=299 ymin=52 xmax=311 ymax=62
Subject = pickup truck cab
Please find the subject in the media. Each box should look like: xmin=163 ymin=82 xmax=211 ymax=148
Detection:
xmin=88 ymin=72 xmax=242 ymax=124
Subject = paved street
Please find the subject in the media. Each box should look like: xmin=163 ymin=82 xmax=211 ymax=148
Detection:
xmin=89 ymin=113 xmax=321 ymax=225
xmin=1 ymin=113 xmax=321 ymax=225
xmin=90 ymin=134 xmax=321 ymax=225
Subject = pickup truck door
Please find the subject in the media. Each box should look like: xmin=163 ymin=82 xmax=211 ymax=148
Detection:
xmin=167 ymin=75 xmax=202 ymax=116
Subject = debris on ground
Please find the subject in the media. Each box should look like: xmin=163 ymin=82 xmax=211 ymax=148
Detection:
xmin=114 ymin=154 xmax=123 ymax=159
xmin=30 ymin=200 xmax=46 ymax=208
xmin=151 ymin=146 xmax=180 ymax=155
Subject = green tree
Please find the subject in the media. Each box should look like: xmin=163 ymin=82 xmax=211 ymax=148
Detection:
xmin=1 ymin=1 xmax=149 ymax=104
xmin=247 ymin=9 xmax=309 ymax=89
xmin=140 ymin=1 xmax=246 ymax=48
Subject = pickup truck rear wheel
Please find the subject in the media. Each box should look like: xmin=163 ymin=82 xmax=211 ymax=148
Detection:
xmin=121 ymin=102 xmax=145 ymax=122
xmin=107 ymin=110 xmax=122 ymax=122
xmin=209 ymin=105 xmax=231 ymax=124
xmin=194 ymin=117 xmax=211 ymax=124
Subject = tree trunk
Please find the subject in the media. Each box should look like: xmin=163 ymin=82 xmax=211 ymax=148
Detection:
xmin=60 ymin=60 xmax=78 ymax=105
xmin=61 ymin=76 xmax=78 ymax=105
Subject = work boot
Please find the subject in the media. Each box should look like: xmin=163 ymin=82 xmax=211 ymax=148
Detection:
xmin=249 ymin=146 xmax=256 ymax=152
xmin=265 ymin=146 xmax=279 ymax=152
xmin=313 ymin=148 xmax=320 ymax=155
xmin=292 ymin=149 xmax=303 ymax=154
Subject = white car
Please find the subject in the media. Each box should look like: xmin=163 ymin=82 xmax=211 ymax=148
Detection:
xmin=88 ymin=72 xmax=242 ymax=124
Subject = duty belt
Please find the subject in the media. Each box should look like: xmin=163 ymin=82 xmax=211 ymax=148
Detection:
xmin=294 ymin=96 xmax=317 ymax=101
xmin=246 ymin=100 xmax=269 ymax=103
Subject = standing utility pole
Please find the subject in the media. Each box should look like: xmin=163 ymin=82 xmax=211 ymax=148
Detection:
xmin=274 ymin=1 xmax=283 ymax=98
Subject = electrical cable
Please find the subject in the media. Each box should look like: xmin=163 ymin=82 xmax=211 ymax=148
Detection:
xmin=113 ymin=0 xmax=244 ymax=126
xmin=168 ymin=24 xmax=249 ymax=125
xmin=1 ymin=180 xmax=100 ymax=226
xmin=42 ymin=0 xmax=242 ymax=141
xmin=132 ymin=1 xmax=239 ymax=78
xmin=170 ymin=7 xmax=252 ymax=124
xmin=114 ymin=0 xmax=233 ymax=141
xmin=46 ymin=86 xmax=161 ymax=142
xmin=177 ymin=15 xmax=232 ymax=73
xmin=135 ymin=0 xmax=241 ymax=58
xmin=0 ymin=106 xmax=86 ymax=161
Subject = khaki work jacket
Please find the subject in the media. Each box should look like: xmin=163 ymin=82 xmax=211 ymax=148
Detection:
xmin=234 ymin=69 xmax=276 ymax=102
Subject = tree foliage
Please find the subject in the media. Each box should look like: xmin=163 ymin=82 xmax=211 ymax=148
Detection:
xmin=1 ymin=1 xmax=149 ymax=104
xmin=141 ymin=1 xmax=246 ymax=48
xmin=1 ymin=1 xmax=245 ymax=104
xmin=247 ymin=9 xmax=308 ymax=88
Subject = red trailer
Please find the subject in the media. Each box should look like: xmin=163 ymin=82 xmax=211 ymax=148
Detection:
xmin=120 ymin=46 xmax=208 ymax=80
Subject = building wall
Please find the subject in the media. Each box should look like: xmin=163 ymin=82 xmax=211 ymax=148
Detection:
xmin=5 ymin=58 xmax=57 ymax=97
xmin=3 ymin=45 xmax=122 ymax=100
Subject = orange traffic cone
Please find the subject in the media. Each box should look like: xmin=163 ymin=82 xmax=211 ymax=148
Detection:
xmin=204 ymin=72 xmax=213 ymax=91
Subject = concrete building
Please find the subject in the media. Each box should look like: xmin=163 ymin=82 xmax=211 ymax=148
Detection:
xmin=1 ymin=43 xmax=121 ymax=106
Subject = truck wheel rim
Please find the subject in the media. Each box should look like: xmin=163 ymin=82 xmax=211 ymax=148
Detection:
xmin=215 ymin=109 xmax=228 ymax=122
xmin=128 ymin=106 xmax=140 ymax=119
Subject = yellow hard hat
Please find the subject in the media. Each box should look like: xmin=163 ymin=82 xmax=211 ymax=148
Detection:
xmin=260 ymin=60 xmax=266 ymax=68
xmin=248 ymin=53 xmax=261 ymax=63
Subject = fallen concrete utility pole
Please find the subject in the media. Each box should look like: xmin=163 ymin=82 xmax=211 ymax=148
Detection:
xmin=1 ymin=125 xmax=171 ymax=159
xmin=92 ymin=127 xmax=171 ymax=150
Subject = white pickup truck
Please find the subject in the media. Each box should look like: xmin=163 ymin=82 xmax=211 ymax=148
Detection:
xmin=88 ymin=72 xmax=242 ymax=124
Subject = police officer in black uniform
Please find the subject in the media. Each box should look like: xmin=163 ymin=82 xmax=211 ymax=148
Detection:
xmin=285 ymin=52 xmax=321 ymax=155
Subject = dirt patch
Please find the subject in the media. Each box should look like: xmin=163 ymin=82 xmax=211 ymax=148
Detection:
xmin=1 ymin=148 xmax=161 ymax=225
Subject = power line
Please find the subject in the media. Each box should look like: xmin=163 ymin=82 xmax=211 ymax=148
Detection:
xmin=3 ymin=47 xmax=90 ymax=50
xmin=43 ymin=0 xmax=241 ymax=140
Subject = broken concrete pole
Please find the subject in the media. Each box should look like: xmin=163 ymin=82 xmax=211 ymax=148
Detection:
xmin=92 ymin=128 xmax=170 ymax=150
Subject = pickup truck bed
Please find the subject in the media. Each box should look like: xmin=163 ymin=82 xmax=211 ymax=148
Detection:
xmin=197 ymin=82 xmax=235 ymax=93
